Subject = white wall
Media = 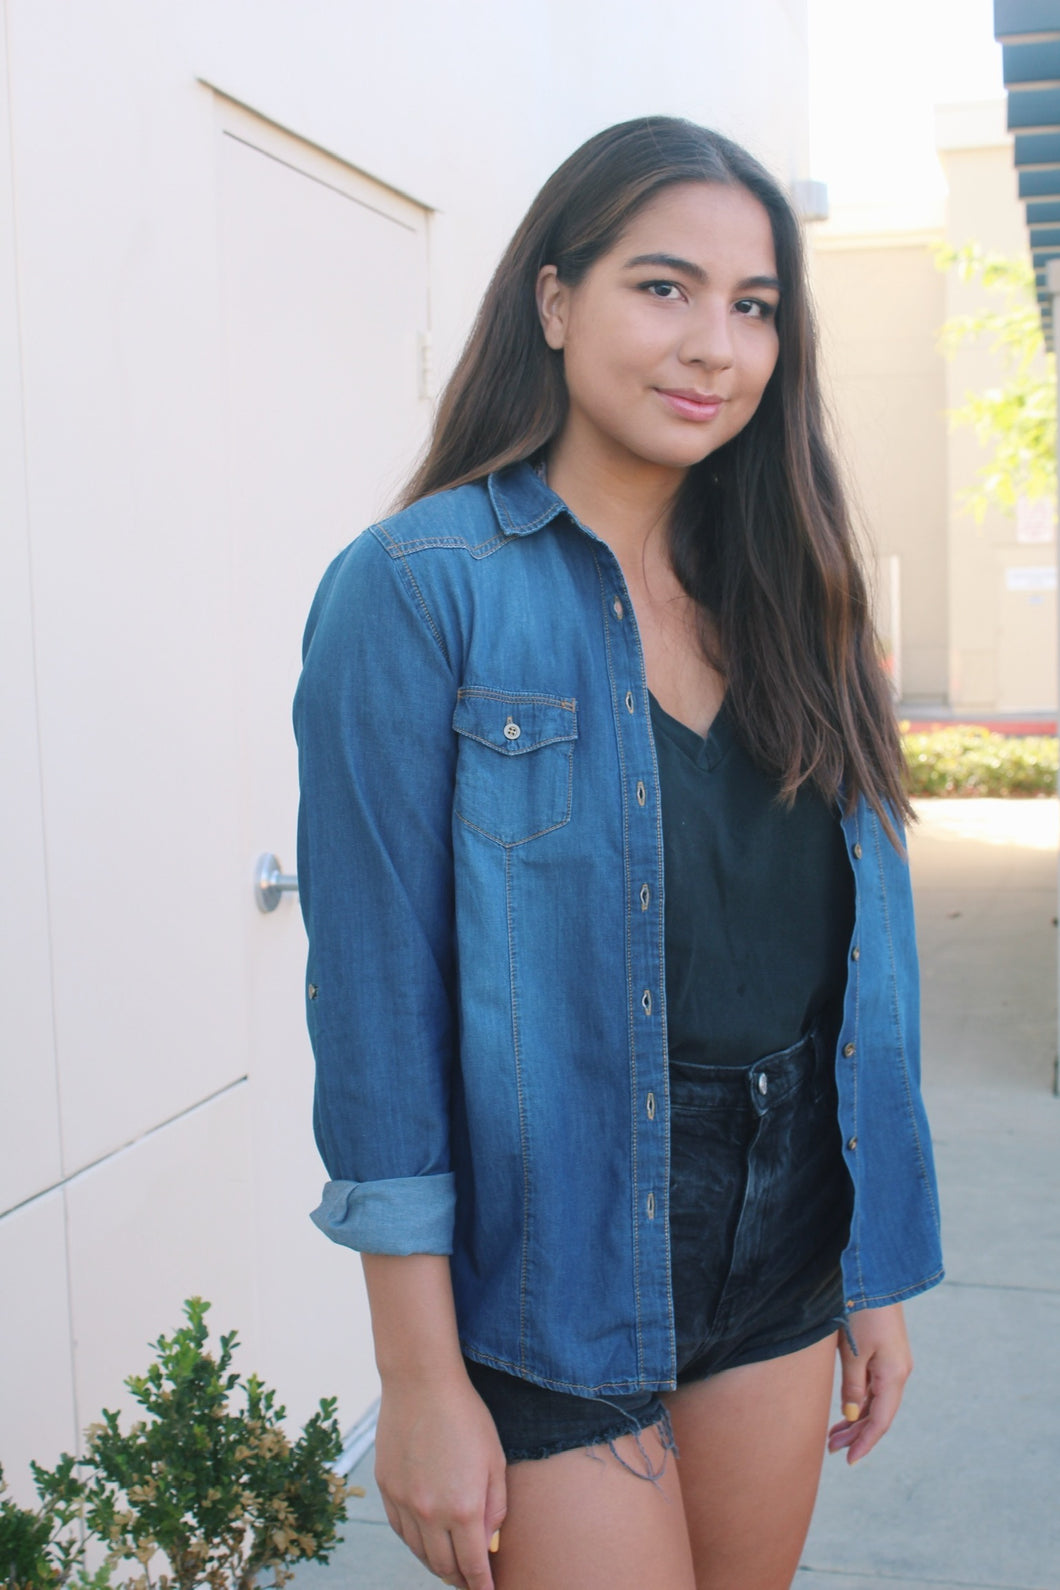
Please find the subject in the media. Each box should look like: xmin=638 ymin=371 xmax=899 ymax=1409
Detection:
xmin=1 ymin=0 xmax=810 ymax=1497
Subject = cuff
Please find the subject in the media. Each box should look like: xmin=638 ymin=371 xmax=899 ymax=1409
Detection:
xmin=310 ymin=1172 xmax=456 ymax=1255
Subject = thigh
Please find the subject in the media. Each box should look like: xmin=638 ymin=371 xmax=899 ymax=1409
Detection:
xmin=664 ymin=1332 xmax=838 ymax=1590
xmin=492 ymin=1425 xmax=696 ymax=1590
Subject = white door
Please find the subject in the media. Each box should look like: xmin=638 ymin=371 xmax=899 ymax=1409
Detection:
xmin=216 ymin=100 xmax=432 ymax=1423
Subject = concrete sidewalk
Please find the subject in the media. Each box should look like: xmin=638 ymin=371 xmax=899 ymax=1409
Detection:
xmin=296 ymin=799 xmax=1060 ymax=1590
xmin=797 ymin=799 xmax=1060 ymax=1590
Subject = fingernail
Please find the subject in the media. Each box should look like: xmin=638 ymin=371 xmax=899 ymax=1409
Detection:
xmin=489 ymin=1531 xmax=501 ymax=1553
xmin=842 ymin=1401 xmax=861 ymax=1422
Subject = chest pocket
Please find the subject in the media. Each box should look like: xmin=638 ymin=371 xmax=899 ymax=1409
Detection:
xmin=452 ymin=688 xmax=578 ymax=846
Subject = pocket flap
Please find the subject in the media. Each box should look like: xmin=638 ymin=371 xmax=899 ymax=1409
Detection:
xmin=452 ymin=689 xmax=578 ymax=755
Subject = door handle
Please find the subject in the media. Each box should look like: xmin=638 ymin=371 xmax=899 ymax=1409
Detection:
xmin=254 ymin=852 xmax=298 ymax=913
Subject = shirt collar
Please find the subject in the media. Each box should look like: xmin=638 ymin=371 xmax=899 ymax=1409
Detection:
xmin=487 ymin=458 xmax=582 ymax=539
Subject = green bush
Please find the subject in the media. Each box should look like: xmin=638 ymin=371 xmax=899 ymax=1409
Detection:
xmin=13 ymin=1299 xmax=360 ymax=1590
xmin=902 ymin=724 xmax=1058 ymax=798
xmin=1 ymin=1456 xmax=109 ymax=1590
xmin=0 ymin=1456 xmax=89 ymax=1590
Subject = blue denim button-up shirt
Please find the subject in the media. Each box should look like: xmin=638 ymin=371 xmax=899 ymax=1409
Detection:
xmin=295 ymin=461 xmax=944 ymax=1397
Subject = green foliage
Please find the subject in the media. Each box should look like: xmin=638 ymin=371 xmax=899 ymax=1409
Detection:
xmin=0 ymin=1469 xmax=53 ymax=1590
xmin=0 ymin=1462 xmax=60 ymax=1590
xmin=30 ymin=1299 xmax=357 ymax=1590
xmin=934 ymin=242 xmax=1056 ymax=521
xmin=0 ymin=1455 xmax=106 ymax=1590
xmin=903 ymin=723 xmax=1058 ymax=798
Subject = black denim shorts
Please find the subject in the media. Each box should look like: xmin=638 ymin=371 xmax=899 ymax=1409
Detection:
xmin=464 ymin=1027 xmax=852 ymax=1466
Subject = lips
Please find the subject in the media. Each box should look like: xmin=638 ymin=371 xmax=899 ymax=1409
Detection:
xmin=655 ymin=388 xmax=726 ymax=421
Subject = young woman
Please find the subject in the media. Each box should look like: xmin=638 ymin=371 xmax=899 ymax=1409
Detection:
xmin=294 ymin=117 xmax=943 ymax=1590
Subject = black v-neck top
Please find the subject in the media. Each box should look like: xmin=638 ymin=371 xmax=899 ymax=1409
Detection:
xmin=649 ymin=693 xmax=854 ymax=1067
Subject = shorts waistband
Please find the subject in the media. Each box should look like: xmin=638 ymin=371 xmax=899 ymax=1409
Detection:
xmin=669 ymin=1026 xmax=828 ymax=1114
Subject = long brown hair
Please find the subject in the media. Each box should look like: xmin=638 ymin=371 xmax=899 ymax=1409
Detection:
xmin=401 ymin=116 xmax=911 ymax=836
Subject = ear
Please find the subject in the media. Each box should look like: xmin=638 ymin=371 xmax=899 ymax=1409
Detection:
xmin=535 ymin=264 xmax=569 ymax=351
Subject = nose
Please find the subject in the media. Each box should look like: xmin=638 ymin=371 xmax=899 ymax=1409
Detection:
xmin=680 ymin=297 xmax=735 ymax=372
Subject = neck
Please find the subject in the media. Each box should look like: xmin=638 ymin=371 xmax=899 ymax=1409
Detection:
xmin=545 ymin=430 xmax=685 ymax=569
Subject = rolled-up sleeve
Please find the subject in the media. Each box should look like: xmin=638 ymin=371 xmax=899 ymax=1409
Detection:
xmin=294 ymin=528 xmax=459 ymax=1255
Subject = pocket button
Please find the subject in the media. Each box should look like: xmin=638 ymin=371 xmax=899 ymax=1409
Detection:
xmin=503 ymin=718 xmax=521 ymax=741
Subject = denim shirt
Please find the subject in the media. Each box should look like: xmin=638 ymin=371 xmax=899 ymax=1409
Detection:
xmin=294 ymin=461 xmax=944 ymax=1397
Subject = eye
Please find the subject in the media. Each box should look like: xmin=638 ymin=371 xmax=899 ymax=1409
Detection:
xmin=639 ymin=280 xmax=686 ymax=301
xmin=734 ymin=297 xmax=777 ymax=321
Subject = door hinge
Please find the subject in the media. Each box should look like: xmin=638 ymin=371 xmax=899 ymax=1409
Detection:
xmin=418 ymin=331 xmax=437 ymax=400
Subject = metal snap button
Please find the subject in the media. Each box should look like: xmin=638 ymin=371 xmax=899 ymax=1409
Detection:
xmin=636 ymin=780 xmax=646 ymax=806
xmin=646 ymin=1191 xmax=656 ymax=1220
xmin=646 ymin=1091 xmax=656 ymax=1120
xmin=847 ymin=1136 xmax=858 ymax=1151
xmin=503 ymin=717 xmax=521 ymax=741
xmin=613 ymin=597 xmax=624 ymax=620
xmin=641 ymin=989 xmax=652 ymax=1016
xmin=757 ymin=1073 xmax=768 ymax=1096
xmin=639 ymin=883 xmax=650 ymax=910
xmin=852 ymin=842 xmax=863 ymax=859
xmin=851 ymin=945 xmax=860 ymax=961
xmin=625 ymin=690 xmax=635 ymax=713
xmin=843 ymin=1042 xmax=856 ymax=1058
xmin=308 ymin=983 xmax=318 ymax=1000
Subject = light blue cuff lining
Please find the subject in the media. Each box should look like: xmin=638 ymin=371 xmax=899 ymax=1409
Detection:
xmin=310 ymin=1173 xmax=456 ymax=1255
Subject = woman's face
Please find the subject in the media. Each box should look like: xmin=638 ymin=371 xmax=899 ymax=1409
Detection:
xmin=536 ymin=181 xmax=781 ymax=479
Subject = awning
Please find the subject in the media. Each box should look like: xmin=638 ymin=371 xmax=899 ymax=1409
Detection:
xmin=996 ymin=0 xmax=1060 ymax=344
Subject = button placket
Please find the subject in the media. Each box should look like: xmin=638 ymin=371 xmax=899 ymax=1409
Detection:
xmin=606 ymin=560 xmax=666 ymax=1298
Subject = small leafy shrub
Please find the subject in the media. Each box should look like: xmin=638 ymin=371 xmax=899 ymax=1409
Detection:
xmin=0 ymin=1464 xmax=57 ymax=1589
xmin=0 ymin=1457 xmax=106 ymax=1590
xmin=29 ymin=1298 xmax=359 ymax=1590
xmin=903 ymin=724 xmax=1058 ymax=798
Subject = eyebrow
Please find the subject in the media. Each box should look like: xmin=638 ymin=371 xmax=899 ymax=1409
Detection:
xmin=623 ymin=253 xmax=782 ymax=293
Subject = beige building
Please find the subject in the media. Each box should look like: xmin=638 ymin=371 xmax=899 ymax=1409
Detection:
xmin=812 ymin=100 xmax=1057 ymax=715
xmin=1 ymin=0 xmax=818 ymax=1500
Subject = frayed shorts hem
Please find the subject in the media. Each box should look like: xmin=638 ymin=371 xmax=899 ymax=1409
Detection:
xmin=504 ymin=1404 xmax=678 ymax=1481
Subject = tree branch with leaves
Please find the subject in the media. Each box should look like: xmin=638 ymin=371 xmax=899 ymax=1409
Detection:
xmin=935 ymin=242 xmax=1056 ymax=521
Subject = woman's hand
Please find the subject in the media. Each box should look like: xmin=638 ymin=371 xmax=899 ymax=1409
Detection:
xmin=375 ymin=1368 xmax=508 ymax=1590
xmin=827 ymin=1301 xmax=913 ymax=1465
